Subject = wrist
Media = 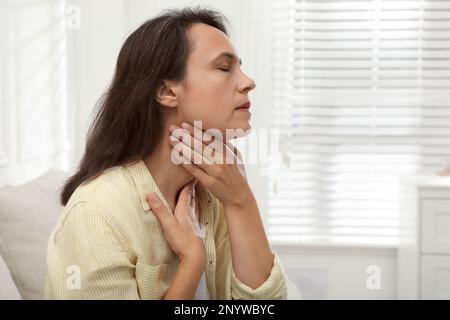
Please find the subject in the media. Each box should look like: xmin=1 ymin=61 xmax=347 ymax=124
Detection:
xmin=223 ymin=188 xmax=255 ymax=210
xmin=179 ymin=256 xmax=205 ymax=276
xmin=179 ymin=249 xmax=206 ymax=268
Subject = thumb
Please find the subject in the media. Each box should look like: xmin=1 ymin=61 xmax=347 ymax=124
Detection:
xmin=147 ymin=192 xmax=173 ymax=228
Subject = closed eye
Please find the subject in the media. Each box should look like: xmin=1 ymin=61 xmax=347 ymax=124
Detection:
xmin=219 ymin=67 xmax=230 ymax=72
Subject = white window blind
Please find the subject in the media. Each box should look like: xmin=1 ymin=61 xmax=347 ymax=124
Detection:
xmin=268 ymin=0 xmax=450 ymax=247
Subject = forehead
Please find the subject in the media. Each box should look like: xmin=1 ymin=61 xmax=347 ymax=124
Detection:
xmin=187 ymin=23 xmax=239 ymax=64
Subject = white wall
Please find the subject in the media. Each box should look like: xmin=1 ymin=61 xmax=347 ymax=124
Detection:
xmin=68 ymin=0 xmax=126 ymax=170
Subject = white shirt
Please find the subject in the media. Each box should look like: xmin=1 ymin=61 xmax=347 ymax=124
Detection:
xmin=194 ymin=222 xmax=211 ymax=300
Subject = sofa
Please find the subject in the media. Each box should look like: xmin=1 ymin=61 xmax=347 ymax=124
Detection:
xmin=0 ymin=169 xmax=68 ymax=299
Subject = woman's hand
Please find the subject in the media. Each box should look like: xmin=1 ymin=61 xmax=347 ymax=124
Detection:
xmin=167 ymin=122 xmax=277 ymax=293
xmin=146 ymin=180 xmax=206 ymax=265
xmin=168 ymin=121 xmax=253 ymax=208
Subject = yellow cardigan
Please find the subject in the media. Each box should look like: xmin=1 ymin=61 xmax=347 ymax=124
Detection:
xmin=44 ymin=158 xmax=288 ymax=299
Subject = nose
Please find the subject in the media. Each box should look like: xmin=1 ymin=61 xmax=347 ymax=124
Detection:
xmin=239 ymin=73 xmax=256 ymax=94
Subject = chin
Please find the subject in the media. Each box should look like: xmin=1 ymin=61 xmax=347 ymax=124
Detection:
xmin=224 ymin=123 xmax=252 ymax=140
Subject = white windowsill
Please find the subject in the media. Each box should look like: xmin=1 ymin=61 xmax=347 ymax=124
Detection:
xmin=271 ymin=242 xmax=398 ymax=256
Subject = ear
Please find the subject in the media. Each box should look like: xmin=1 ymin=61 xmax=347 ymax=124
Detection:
xmin=155 ymin=80 xmax=181 ymax=109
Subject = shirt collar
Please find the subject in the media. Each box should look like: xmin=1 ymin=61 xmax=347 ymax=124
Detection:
xmin=124 ymin=158 xmax=214 ymax=219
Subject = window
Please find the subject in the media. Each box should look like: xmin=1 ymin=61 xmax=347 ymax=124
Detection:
xmin=268 ymin=0 xmax=450 ymax=247
xmin=0 ymin=0 xmax=71 ymax=165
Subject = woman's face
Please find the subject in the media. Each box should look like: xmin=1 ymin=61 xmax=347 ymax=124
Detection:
xmin=175 ymin=23 xmax=256 ymax=140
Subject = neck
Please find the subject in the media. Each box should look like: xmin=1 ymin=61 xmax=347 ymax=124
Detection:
xmin=143 ymin=122 xmax=195 ymax=212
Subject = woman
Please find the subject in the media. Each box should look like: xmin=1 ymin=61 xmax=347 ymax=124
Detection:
xmin=45 ymin=6 xmax=288 ymax=300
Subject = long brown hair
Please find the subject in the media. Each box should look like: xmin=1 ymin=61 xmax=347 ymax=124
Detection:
xmin=60 ymin=6 xmax=229 ymax=206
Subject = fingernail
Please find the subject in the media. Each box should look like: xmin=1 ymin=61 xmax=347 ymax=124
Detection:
xmin=181 ymin=122 xmax=189 ymax=129
xmin=169 ymin=124 xmax=176 ymax=131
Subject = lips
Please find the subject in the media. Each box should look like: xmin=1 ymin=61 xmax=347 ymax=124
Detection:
xmin=235 ymin=101 xmax=251 ymax=110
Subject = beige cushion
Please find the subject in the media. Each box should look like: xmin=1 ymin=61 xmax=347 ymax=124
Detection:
xmin=0 ymin=169 xmax=68 ymax=299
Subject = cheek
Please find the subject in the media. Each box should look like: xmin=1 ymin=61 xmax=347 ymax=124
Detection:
xmin=181 ymin=91 xmax=231 ymax=128
xmin=188 ymin=112 xmax=229 ymax=134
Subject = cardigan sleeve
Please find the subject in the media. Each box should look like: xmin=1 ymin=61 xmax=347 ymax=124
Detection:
xmin=46 ymin=201 xmax=140 ymax=299
xmin=220 ymin=233 xmax=288 ymax=300
xmin=230 ymin=250 xmax=288 ymax=300
xmin=213 ymin=199 xmax=289 ymax=300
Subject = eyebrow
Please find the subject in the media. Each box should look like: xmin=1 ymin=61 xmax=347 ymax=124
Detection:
xmin=211 ymin=52 xmax=242 ymax=66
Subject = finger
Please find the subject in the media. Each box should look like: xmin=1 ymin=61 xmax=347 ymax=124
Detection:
xmin=224 ymin=141 xmax=247 ymax=176
xmin=226 ymin=140 xmax=238 ymax=157
xmin=176 ymin=122 xmax=224 ymax=163
xmin=182 ymin=121 xmax=223 ymax=145
xmin=188 ymin=121 xmax=227 ymax=162
xmin=178 ymin=151 xmax=212 ymax=187
xmin=182 ymin=162 xmax=213 ymax=187
xmin=146 ymin=192 xmax=174 ymax=228
xmin=187 ymin=121 xmax=228 ymax=163
xmin=191 ymin=179 xmax=199 ymax=220
xmin=169 ymin=137 xmax=213 ymax=170
xmin=186 ymin=186 xmax=201 ymax=236
xmin=170 ymin=139 xmax=201 ymax=164
xmin=171 ymin=130 xmax=225 ymax=166
xmin=169 ymin=127 xmax=214 ymax=166
xmin=173 ymin=181 xmax=194 ymax=221
xmin=224 ymin=140 xmax=243 ymax=165
xmin=178 ymin=124 xmax=210 ymax=152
